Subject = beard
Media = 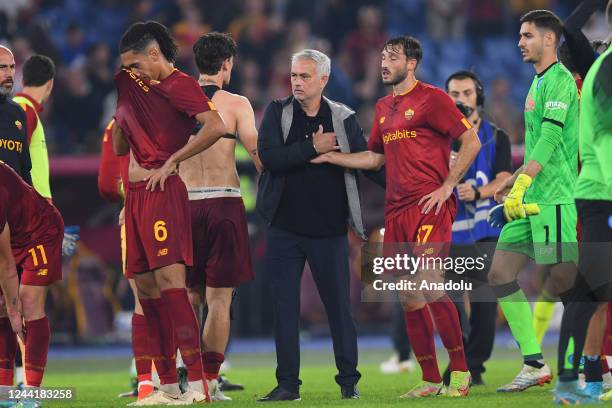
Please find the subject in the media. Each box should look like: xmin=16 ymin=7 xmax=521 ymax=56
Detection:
xmin=0 ymin=82 xmax=13 ymax=96
xmin=382 ymin=67 xmax=408 ymax=86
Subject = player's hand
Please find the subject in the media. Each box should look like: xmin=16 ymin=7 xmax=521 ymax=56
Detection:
xmin=457 ymin=183 xmax=476 ymax=202
xmin=503 ymin=173 xmax=533 ymax=220
xmin=145 ymin=159 xmax=177 ymax=192
xmin=62 ymin=225 xmax=80 ymax=257
xmin=310 ymin=152 xmax=334 ymax=164
xmin=494 ymin=174 xmax=514 ymax=203
xmin=312 ymin=125 xmax=340 ymax=154
xmin=118 ymin=207 xmax=125 ymax=226
xmin=419 ymin=182 xmax=454 ymax=215
xmin=6 ymin=297 xmax=24 ymax=342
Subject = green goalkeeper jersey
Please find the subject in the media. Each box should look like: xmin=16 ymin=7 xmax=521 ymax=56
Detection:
xmin=575 ymin=44 xmax=612 ymax=201
xmin=523 ymin=62 xmax=578 ymax=205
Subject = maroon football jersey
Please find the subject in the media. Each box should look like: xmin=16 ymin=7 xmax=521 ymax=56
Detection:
xmin=0 ymin=162 xmax=62 ymax=249
xmin=368 ymin=81 xmax=472 ymax=218
xmin=114 ymin=68 xmax=215 ymax=169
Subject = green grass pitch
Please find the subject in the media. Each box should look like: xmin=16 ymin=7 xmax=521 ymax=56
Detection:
xmin=43 ymin=347 xmax=559 ymax=407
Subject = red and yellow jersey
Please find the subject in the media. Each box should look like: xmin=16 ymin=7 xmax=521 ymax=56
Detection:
xmin=0 ymin=162 xmax=61 ymax=249
xmin=113 ymin=68 xmax=215 ymax=170
xmin=368 ymin=81 xmax=471 ymax=218
xmin=98 ymin=119 xmax=129 ymax=202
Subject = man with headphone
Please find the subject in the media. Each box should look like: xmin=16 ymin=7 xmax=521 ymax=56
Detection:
xmin=445 ymin=71 xmax=512 ymax=386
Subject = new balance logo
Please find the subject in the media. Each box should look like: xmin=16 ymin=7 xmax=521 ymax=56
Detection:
xmin=157 ymin=248 xmax=168 ymax=256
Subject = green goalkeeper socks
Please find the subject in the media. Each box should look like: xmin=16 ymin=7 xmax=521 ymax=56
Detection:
xmin=499 ymin=288 xmax=543 ymax=360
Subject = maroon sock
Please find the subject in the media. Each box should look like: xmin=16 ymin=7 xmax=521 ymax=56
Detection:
xmin=428 ymin=295 xmax=468 ymax=372
xmin=24 ymin=317 xmax=50 ymax=387
xmin=605 ymin=303 xmax=612 ymax=356
xmin=161 ymin=289 xmax=203 ymax=383
xmin=132 ymin=313 xmax=152 ymax=382
xmin=0 ymin=317 xmax=16 ymax=385
xmin=140 ymin=298 xmax=177 ymax=384
xmin=403 ymin=307 xmax=441 ymax=383
xmin=203 ymin=352 xmax=224 ymax=381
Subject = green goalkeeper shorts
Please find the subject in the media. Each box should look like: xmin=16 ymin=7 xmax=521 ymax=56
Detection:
xmin=496 ymin=203 xmax=578 ymax=264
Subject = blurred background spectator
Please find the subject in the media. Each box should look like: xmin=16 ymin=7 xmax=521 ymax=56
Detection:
xmin=0 ymin=0 xmax=608 ymax=343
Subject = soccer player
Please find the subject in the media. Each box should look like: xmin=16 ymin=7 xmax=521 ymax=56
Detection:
xmin=312 ymin=36 xmax=481 ymax=397
xmin=560 ymin=2 xmax=612 ymax=402
xmin=13 ymin=55 xmax=55 ymax=200
xmin=0 ymin=161 xmax=64 ymax=406
xmin=488 ymin=10 xmax=579 ymax=392
xmin=179 ymin=32 xmax=259 ymax=401
xmin=113 ymin=21 xmax=225 ymax=405
xmin=98 ymin=119 xmax=155 ymax=401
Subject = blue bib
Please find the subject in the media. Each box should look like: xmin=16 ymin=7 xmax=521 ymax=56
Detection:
xmin=452 ymin=120 xmax=502 ymax=244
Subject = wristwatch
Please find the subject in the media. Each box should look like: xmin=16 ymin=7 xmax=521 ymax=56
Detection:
xmin=472 ymin=185 xmax=481 ymax=201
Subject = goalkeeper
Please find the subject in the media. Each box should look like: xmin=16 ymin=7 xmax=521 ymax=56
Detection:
xmin=487 ymin=10 xmax=579 ymax=393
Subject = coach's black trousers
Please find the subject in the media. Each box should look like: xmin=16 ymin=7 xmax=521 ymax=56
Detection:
xmin=265 ymin=226 xmax=361 ymax=393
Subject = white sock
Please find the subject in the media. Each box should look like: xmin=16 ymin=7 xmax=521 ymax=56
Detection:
xmin=188 ymin=380 xmax=204 ymax=394
xmin=14 ymin=366 xmax=24 ymax=385
xmin=160 ymin=383 xmax=181 ymax=396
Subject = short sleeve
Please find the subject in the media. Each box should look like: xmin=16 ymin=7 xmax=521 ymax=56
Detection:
xmin=368 ymin=103 xmax=384 ymax=153
xmin=541 ymin=75 xmax=575 ymax=128
xmin=168 ymin=75 xmax=216 ymax=118
xmin=426 ymin=88 xmax=472 ymax=139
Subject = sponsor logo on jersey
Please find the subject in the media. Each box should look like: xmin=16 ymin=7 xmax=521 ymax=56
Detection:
xmin=382 ymin=129 xmax=417 ymax=144
xmin=544 ymin=101 xmax=568 ymax=110
xmin=37 ymin=269 xmax=48 ymax=276
xmin=404 ymin=109 xmax=414 ymax=121
xmin=14 ymin=120 xmax=22 ymax=131
xmin=0 ymin=139 xmax=23 ymax=153
xmin=157 ymin=248 xmax=168 ymax=257
xmin=525 ymin=93 xmax=536 ymax=112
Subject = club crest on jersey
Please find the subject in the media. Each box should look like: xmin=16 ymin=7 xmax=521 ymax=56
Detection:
xmin=404 ymin=109 xmax=414 ymax=121
xmin=379 ymin=116 xmax=385 ymax=124
xmin=14 ymin=120 xmax=22 ymax=131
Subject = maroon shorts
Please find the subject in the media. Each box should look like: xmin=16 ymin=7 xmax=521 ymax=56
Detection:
xmin=124 ymin=175 xmax=193 ymax=276
xmin=187 ymin=197 xmax=254 ymax=288
xmin=384 ymin=201 xmax=455 ymax=257
xmin=13 ymin=207 xmax=64 ymax=286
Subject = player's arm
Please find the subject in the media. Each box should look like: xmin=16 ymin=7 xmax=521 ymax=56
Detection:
xmin=0 ymin=223 xmax=23 ymax=341
xmin=593 ymin=54 xmax=612 ymax=189
xmin=112 ymin=124 xmax=130 ymax=156
xmin=420 ymin=90 xmax=481 ymax=214
xmin=235 ymin=96 xmax=264 ymax=173
xmin=311 ymin=150 xmax=385 ymax=171
xmin=563 ymin=0 xmax=603 ymax=78
xmin=146 ymin=110 xmax=225 ymax=191
xmin=503 ymin=78 xmax=575 ymax=219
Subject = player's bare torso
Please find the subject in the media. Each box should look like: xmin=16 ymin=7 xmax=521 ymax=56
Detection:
xmin=179 ymin=89 xmax=242 ymax=189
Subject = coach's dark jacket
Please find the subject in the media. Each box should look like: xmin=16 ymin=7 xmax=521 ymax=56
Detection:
xmin=256 ymin=95 xmax=385 ymax=240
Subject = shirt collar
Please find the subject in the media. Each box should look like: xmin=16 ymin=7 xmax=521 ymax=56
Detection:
xmin=536 ymin=61 xmax=558 ymax=78
xmin=393 ymin=80 xmax=419 ymax=97
xmin=293 ymin=97 xmax=330 ymax=118
xmin=15 ymin=92 xmax=43 ymax=113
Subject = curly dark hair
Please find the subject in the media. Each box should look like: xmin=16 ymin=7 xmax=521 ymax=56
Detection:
xmin=193 ymin=32 xmax=237 ymax=75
